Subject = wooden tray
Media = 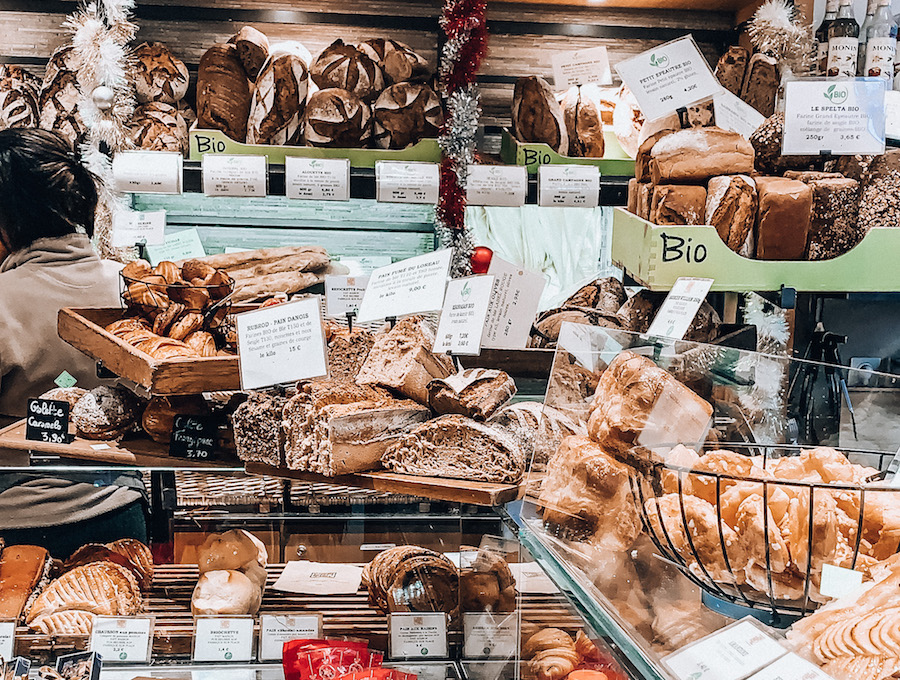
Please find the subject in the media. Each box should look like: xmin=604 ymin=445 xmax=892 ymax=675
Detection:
xmin=58 ymin=307 xmax=241 ymax=395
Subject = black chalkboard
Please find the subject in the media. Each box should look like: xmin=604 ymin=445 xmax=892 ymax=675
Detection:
xmin=25 ymin=399 xmax=71 ymax=444
xmin=169 ymin=415 xmax=218 ymax=460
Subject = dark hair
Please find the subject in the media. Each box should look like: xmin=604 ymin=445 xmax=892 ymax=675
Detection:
xmin=0 ymin=128 xmax=100 ymax=252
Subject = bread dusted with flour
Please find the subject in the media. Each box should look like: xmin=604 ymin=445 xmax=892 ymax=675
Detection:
xmin=132 ymin=42 xmax=189 ymax=104
xmin=373 ymin=82 xmax=442 ymax=149
xmin=311 ymin=39 xmax=384 ymax=102
xmin=246 ymin=50 xmax=309 ymax=145
xmin=39 ymin=46 xmax=83 ymax=145
xmin=649 ymin=127 xmax=754 ymax=184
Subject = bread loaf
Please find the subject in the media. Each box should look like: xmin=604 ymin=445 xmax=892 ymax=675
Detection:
xmin=39 ymin=46 xmax=83 ymax=145
xmin=359 ymin=39 xmax=431 ymax=84
xmin=325 ymin=325 xmax=374 ymax=382
xmin=858 ymin=150 xmax=900 ymax=229
xmin=246 ymin=52 xmax=309 ymax=145
xmin=650 ymin=127 xmax=754 ymax=184
xmin=1 ymin=64 xmax=41 ymax=93
xmin=176 ymin=99 xmax=197 ymax=128
xmin=373 ymin=82 xmax=441 ymax=149
xmin=618 ymin=290 xmax=720 ymax=343
xmin=635 ymin=130 xmax=673 ymax=182
xmin=0 ymin=76 xmax=38 ymax=130
xmin=755 ymin=176 xmax=812 ymax=260
xmin=130 ymin=102 xmax=189 ymax=154
xmin=72 ymin=386 xmax=141 ymax=441
xmin=715 ymin=46 xmax=749 ymax=96
xmin=362 ymin=546 xmax=458 ymax=618
xmin=427 ymin=369 xmax=517 ymax=421
xmin=751 ymin=113 xmax=820 ymax=174
xmin=233 ymin=26 xmax=270 ymax=81
xmin=740 ymin=53 xmax=778 ymax=117
xmin=706 ymin=175 xmax=757 ymax=254
xmin=627 ymin=178 xmax=640 ymax=214
xmin=132 ymin=42 xmax=189 ymax=104
xmin=305 ymin=88 xmax=372 ymax=147
xmin=530 ymin=308 xmax=623 ymax=349
xmin=491 ymin=401 xmax=584 ymax=467
xmin=650 ymin=185 xmax=707 ymax=225
xmin=141 ymin=395 xmax=207 ymax=444
xmin=511 ymin=76 xmax=568 ymax=154
xmin=560 ymin=84 xmax=606 ymax=158
xmin=637 ymin=182 xmax=653 ymax=219
xmin=563 ymin=276 xmax=627 ymax=313
xmin=191 ymin=570 xmax=259 ymax=615
xmin=232 ymin=392 xmax=287 ymax=467
xmin=803 ymin=176 xmax=862 ymax=260
xmin=311 ymin=39 xmax=384 ymax=101
xmin=612 ymin=85 xmax=644 ymax=158
xmin=197 ymin=43 xmax=251 ymax=142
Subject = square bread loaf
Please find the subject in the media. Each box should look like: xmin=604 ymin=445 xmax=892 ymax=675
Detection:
xmin=649 ymin=127 xmax=754 ymax=184
xmin=755 ymin=176 xmax=812 ymax=261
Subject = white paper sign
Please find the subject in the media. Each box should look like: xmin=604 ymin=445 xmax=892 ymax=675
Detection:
xmin=376 ymin=161 xmax=440 ymax=204
xmin=466 ymin=165 xmax=528 ymax=207
xmin=258 ymin=614 xmax=323 ymax=661
xmin=782 ymin=79 xmax=886 ymax=156
xmin=202 ymin=155 xmax=268 ymax=196
xmin=434 ymin=276 xmax=494 ymax=355
xmin=339 ymin=256 xmax=393 ymax=276
xmin=286 ymin=157 xmax=350 ymax=201
xmin=271 ymin=561 xmax=364 ymax=595
xmin=356 ymin=249 xmax=453 ymax=323
xmin=885 ymin=89 xmax=900 ymax=141
xmin=615 ymin=35 xmax=724 ymax=121
xmin=236 ymin=297 xmax=328 ymax=390
xmin=111 ymin=210 xmax=166 ymax=248
xmin=746 ymin=653 xmax=833 ymax=680
xmin=0 ymin=620 xmax=14 ymax=661
xmin=663 ymin=620 xmax=786 ymax=680
xmin=192 ymin=617 xmax=255 ymax=662
xmin=646 ymin=277 xmax=714 ymax=340
xmin=508 ymin=562 xmax=559 ymax=594
xmin=713 ymin=89 xmax=766 ymax=139
xmin=113 ymin=151 xmax=182 ymax=194
xmin=481 ymin=257 xmax=547 ymax=350
xmin=389 ymin=613 xmax=448 ymax=659
xmin=552 ymin=46 xmax=612 ymax=88
xmin=537 ymin=165 xmax=600 ymax=208
xmin=463 ymin=613 xmax=518 ymax=659
xmin=144 ymin=228 xmax=206 ymax=265
xmin=325 ymin=275 xmax=369 ymax=317
xmin=819 ymin=563 xmax=864 ymax=599
xmin=90 ymin=616 xmax=153 ymax=663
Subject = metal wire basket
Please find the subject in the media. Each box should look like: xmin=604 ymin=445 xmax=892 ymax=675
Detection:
xmin=120 ymin=270 xmax=234 ymax=328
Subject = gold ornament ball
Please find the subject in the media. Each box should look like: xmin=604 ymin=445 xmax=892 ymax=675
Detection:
xmin=92 ymin=85 xmax=116 ymax=112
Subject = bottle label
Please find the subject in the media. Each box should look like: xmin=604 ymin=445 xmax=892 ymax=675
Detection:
xmin=818 ymin=41 xmax=830 ymax=74
xmin=866 ymin=36 xmax=896 ymax=77
xmin=828 ymin=37 xmax=860 ymax=77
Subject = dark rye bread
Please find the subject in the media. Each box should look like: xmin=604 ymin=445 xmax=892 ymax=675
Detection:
xmin=234 ymin=26 xmax=270 ymax=81
xmin=740 ymin=53 xmax=778 ymax=118
xmin=326 ymin=325 xmax=375 ymax=382
xmin=755 ymin=176 xmax=812 ymax=260
xmin=803 ymin=176 xmax=862 ymax=260
xmin=511 ymin=76 xmax=568 ymax=154
xmin=232 ymin=391 xmax=287 ymax=467
xmin=427 ymin=369 xmax=517 ymax=421
xmin=197 ymin=43 xmax=251 ymax=142
xmin=715 ymin=46 xmax=749 ymax=96
xmin=530 ymin=308 xmax=624 ymax=349
xmin=618 ymin=290 xmax=720 ymax=343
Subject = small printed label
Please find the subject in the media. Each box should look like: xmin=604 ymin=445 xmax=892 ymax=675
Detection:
xmin=466 ymin=165 xmax=527 ymax=207
xmin=90 ymin=616 xmax=153 ymax=663
xmin=90 ymin=443 xmax=111 ymax=451
xmin=25 ymin=399 xmax=70 ymax=445
xmin=819 ymin=563 xmax=864 ymax=600
xmin=746 ymin=652 xmax=834 ymax=680
xmin=271 ymin=561 xmax=364 ymax=595
xmin=145 ymin=228 xmax=206 ymax=265
xmin=552 ymin=46 xmax=613 ymax=88
xmin=169 ymin=415 xmax=218 ymax=460
xmin=481 ymin=257 xmax=547 ymax=350
xmin=463 ymin=613 xmax=518 ymax=659
xmin=389 ymin=613 xmax=448 ymax=659
xmin=375 ymin=162 xmax=440 ymax=204
xmin=827 ymin=37 xmax=859 ymax=78
xmin=286 ymin=157 xmax=351 ymax=201
xmin=646 ymin=277 xmax=714 ymax=340
xmin=193 ymin=617 xmax=255 ymax=663
xmin=360 ymin=543 xmax=396 ymax=551
xmin=508 ymin=563 xmax=559 ymax=594
xmin=434 ymin=275 xmax=494 ymax=355
xmin=258 ymin=614 xmax=322 ymax=661
xmin=111 ymin=210 xmax=167 ymax=248
xmin=864 ymin=37 xmax=896 ymax=79
xmin=338 ymin=256 xmax=393 ymax=276
xmin=202 ymin=155 xmax=267 ymax=197
xmin=537 ymin=165 xmax=600 ymax=207
xmin=713 ymin=89 xmax=766 ymax=139
xmin=113 ymin=151 xmax=182 ymax=194
xmin=54 ymin=371 xmax=77 ymax=389
xmin=356 ymin=249 xmax=453 ymax=323
xmin=0 ymin=620 xmax=14 ymax=661
xmin=325 ymin=275 xmax=369 ymax=318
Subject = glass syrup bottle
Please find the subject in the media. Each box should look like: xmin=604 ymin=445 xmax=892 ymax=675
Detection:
xmin=816 ymin=0 xmax=840 ymax=75
xmin=864 ymin=0 xmax=898 ymax=80
xmin=827 ymin=0 xmax=861 ymax=78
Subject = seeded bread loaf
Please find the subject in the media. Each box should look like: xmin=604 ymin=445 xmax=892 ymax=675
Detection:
xmin=326 ymin=325 xmax=375 ymax=382
xmin=751 ymin=113 xmax=820 ymax=174
xmin=427 ymin=369 xmax=517 ymax=421
xmin=858 ymin=150 xmax=900 ymax=229
xmin=197 ymin=43 xmax=251 ymax=142
xmin=803 ymin=176 xmax=862 ymax=260
xmin=491 ymin=401 xmax=584 ymax=467
xmin=232 ymin=392 xmax=287 ymax=467
xmin=649 ymin=127 xmax=754 ymax=184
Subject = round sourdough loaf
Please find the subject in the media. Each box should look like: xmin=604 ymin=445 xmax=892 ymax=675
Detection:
xmin=196 ymin=43 xmax=251 ymax=142
xmin=311 ymin=39 xmax=384 ymax=101
xmin=130 ymin=101 xmax=188 ymax=153
xmin=359 ymin=38 xmax=430 ymax=84
xmin=233 ymin=25 xmax=270 ymax=81
xmin=304 ymin=87 xmax=371 ymax=147
xmin=191 ymin=569 xmax=259 ymax=615
xmin=373 ymin=82 xmax=441 ymax=149
xmin=511 ymin=75 xmax=568 ymax=154
xmin=0 ymin=76 xmax=38 ymax=130
xmin=132 ymin=41 xmax=189 ymax=104
xmin=39 ymin=45 xmax=83 ymax=145
xmin=246 ymin=51 xmax=309 ymax=145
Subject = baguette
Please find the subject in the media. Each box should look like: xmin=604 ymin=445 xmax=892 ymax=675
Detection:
xmin=233 ymin=271 xmax=324 ymax=302
xmin=180 ymin=245 xmax=329 ymax=271
xmin=228 ymin=252 xmax=333 ymax=279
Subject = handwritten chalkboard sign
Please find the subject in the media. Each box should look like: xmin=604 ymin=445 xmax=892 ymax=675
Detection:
xmin=25 ymin=399 xmax=71 ymax=444
xmin=169 ymin=415 xmax=218 ymax=460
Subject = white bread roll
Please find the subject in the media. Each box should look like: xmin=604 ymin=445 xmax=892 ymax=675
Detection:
xmin=198 ymin=529 xmax=267 ymax=573
xmin=191 ymin=570 xmax=259 ymax=615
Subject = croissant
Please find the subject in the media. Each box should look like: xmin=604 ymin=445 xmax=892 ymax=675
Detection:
xmin=121 ymin=258 xmax=152 ymax=280
xmin=105 ymin=317 xmax=150 ymax=338
xmin=168 ymin=312 xmax=204 ymax=341
xmin=184 ymin=331 xmax=217 ymax=357
xmin=152 ymin=260 xmax=181 ymax=284
xmin=575 ymin=630 xmax=602 ymax=661
xmin=524 ymin=629 xmax=579 ymax=680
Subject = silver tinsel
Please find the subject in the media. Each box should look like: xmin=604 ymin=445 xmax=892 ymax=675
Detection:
xmin=748 ymin=0 xmax=814 ymax=75
xmin=440 ymin=85 xmax=481 ymax=187
xmin=436 ymin=218 xmax=476 ymax=278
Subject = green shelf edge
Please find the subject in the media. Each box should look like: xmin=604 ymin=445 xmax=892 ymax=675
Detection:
xmin=500 ymin=129 xmax=636 ymax=176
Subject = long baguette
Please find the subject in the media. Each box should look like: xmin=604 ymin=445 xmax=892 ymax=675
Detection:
xmin=233 ymin=271 xmax=323 ymax=302
xmin=179 ymin=245 xmax=328 ymax=270
xmin=229 ymin=252 xmax=332 ymax=279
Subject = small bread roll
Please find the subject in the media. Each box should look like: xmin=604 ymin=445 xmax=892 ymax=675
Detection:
xmin=198 ymin=529 xmax=267 ymax=573
xmin=191 ymin=570 xmax=259 ymax=615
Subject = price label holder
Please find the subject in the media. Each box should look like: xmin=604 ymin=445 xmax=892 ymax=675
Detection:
xmin=552 ymin=46 xmax=612 ymax=88
xmin=111 ymin=210 xmax=166 ymax=249
xmin=646 ymin=277 xmax=715 ymax=340
xmin=356 ymin=249 xmax=453 ymax=323
xmin=375 ymin=161 xmax=440 ymax=204
xmin=202 ymin=154 xmax=268 ymax=197
xmin=0 ymin=619 xmax=15 ymax=660
xmin=434 ymin=275 xmax=494 ymax=355
xmin=145 ymin=228 xmax=206 ymax=265
xmin=56 ymin=651 xmax=102 ymax=680
xmin=192 ymin=616 xmax=255 ymax=663
xmin=286 ymin=157 xmax=351 ymax=201
xmin=191 ymin=671 xmax=254 ymax=680
xmin=885 ymin=89 xmax=900 ymax=141
xmin=481 ymin=257 xmax=547 ymax=350
xmin=819 ymin=563 xmax=864 ymax=599
xmin=388 ymin=612 xmax=449 ymax=660
xmin=662 ymin=617 xmax=786 ymax=680
xmin=713 ymin=89 xmax=766 ymax=139
xmin=745 ymin=652 xmax=833 ymax=680
xmin=258 ymin=614 xmax=322 ymax=662
xmin=782 ymin=78 xmax=886 ymax=156
xmin=466 ymin=165 xmax=527 ymax=207
xmin=537 ymin=165 xmax=600 ymax=208
xmin=113 ymin=150 xmax=183 ymax=194
xmin=169 ymin=415 xmax=219 ymax=461
xmin=462 ymin=613 xmax=518 ymax=659
xmin=236 ymin=297 xmax=328 ymax=390
xmin=615 ymin=35 xmax=723 ymax=121
xmin=25 ymin=398 xmax=71 ymax=445
xmin=325 ymin=275 xmax=369 ymax=317
xmin=2 ymin=657 xmax=29 ymax=680
xmin=90 ymin=615 xmax=154 ymax=664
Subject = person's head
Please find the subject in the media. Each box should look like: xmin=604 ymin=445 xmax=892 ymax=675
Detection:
xmin=0 ymin=128 xmax=99 ymax=256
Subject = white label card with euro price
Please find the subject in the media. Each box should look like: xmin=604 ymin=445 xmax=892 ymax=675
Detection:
xmin=202 ymin=155 xmax=268 ymax=197
xmin=356 ymin=249 xmax=453 ymax=323
xmin=0 ymin=620 xmax=14 ymax=661
xmin=236 ymin=297 xmax=328 ymax=390
xmin=325 ymin=275 xmax=369 ymax=317
xmin=112 ymin=151 xmax=182 ymax=194
xmin=615 ymin=35 xmax=724 ymax=121
xmin=466 ymin=165 xmax=527 ymax=206
xmin=111 ymin=210 xmax=166 ymax=248
xmin=537 ymin=165 xmax=600 ymax=207
xmin=258 ymin=615 xmax=322 ymax=662
xmin=552 ymin=46 xmax=612 ymax=88
xmin=90 ymin=616 xmax=153 ymax=663
xmin=713 ymin=89 xmax=766 ymax=139
xmin=481 ymin=257 xmax=547 ymax=350
xmin=746 ymin=653 xmax=834 ymax=680
xmin=507 ymin=563 xmax=559 ymax=594
xmin=271 ymin=561 xmax=364 ymax=595
xmin=285 ymin=157 xmax=350 ymax=201
xmin=663 ymin=619 xmax=786 ymax=680
xmin=389 ymin=613 xmax=448 ymax=659
xmin=193 ymin=617 xmax=255 ymax=662
xmin=375 ymin=161 xmax=440 ymax=204
xmin=463 ymin=613 xmax=518 ymax=659
xmin=782 ymin=79 xmax=886 ymax=156
xmin=434 ymin=275 xmax=494 ymax=355
xmin=646 ymin=277 xmax=714 ymax=340
xmin=819 ymin=563 xmax=864 ymax=599
xmin=145 ymin=228 xmax=206 ymax=265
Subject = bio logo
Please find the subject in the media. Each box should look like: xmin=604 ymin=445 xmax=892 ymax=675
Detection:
xmin=650 ymin=53 xmax=669 ymax=68
xmin=461 ymin=281 xmax=472 ymax=301
xmin=824 ymin=84 xmax=848 ymax=104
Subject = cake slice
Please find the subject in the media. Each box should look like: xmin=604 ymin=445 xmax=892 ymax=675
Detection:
xmin=427 ymin=369 xmax=517 ymax=421
xmin=0 ymin=544 xmax=53 ymax=623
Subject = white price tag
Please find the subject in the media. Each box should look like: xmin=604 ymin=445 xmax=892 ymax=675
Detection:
xmin=356 ymin=249 xmax=452 ymax=323
xmin=111 ymin=210 xmax=166 ymax=248
xmin=338 ymin=256 xmax=392 ymax=276
xmin=113 ymin=151 xmax=182 ymax=194
xmin=192 ymin=670 xmax=255 ymax=680
xmin=202 ymin=155 xmax=268 ymax=196
xmin=361 ymin=543 xmax=396 ymax=551
xmin=375 ymin=161 xmax=440 ymax=204
xmin=782 ymin=79 xmax=886 ymax=156
xmin=258 ymin=614 xmax=322 ymax=662
xmin=746 ymin=653 xmax=833 ymax=680
xmin=0 ymin=620 xmax=14 ymax=661
xmin=713 ymin=89 xmax=766 ymax=139
xmin=466 ymin=165 xmax=527 ymax=207
xmin=236 ymin=297 xmax=328 ymax=390
xmin=192 ymin=616 xmax=255 ymax=663
xmin=463 ymin=613 xmax=518 ymax=659
xmin=646 ymin=277 xmax=714 ymax=340
xmin=538 ymin=165 xmax=600 ymax=207
xmin=819 ymin=563 xmax=864 ymax=599
xmin=615 ymin=35 xmax=724 ymax=121
xmin=434 ymin=275 xmax=494 ymax=355
xmin=90 ymin=616 xmax=153 ymax=663
xmin=144 ymin=228 xmax=206 ymax=265
xmin=389 ymin=612 xmax=448 ymax=659
xmin=325 ymin=275 xmax=369 ymax=317
xmin=552 ymin=46 xmax=612 ymax=88
xmin=481 ymin=257 xmax=547 ymax=350
xmin=508 ymin=563 xmax=559 ymax=594
xmin=885 ymin=89 xmax=900 ymax=141
xmin=663 ymin=619 xmax=786 ymax=680
xmin=271 ymin=561 xmax=364 ymax=595
xmin=286 ymin=157 xmax=350 ymax=201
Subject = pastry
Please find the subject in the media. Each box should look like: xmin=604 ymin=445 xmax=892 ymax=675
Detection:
xmin=649 ymin=127 xmax=754 ymax=184
xmin=706 ymin=175 xmax=757 ymax=254
xmin=459 ymin=549 xmax=516 ymax=613
xmin=142 ymin=336 xmax=198 ymax=359
xmin=168 ymin=312 xmax=203 ymax=341
xmin=25 ymin=562 xmax=141 ymax=624
xmin=523 ymin=629 xmax=580 ymax=680
xmin=715 ymin=46 xmax=749 ymax=96
xmin=511 ymin=76 xmax=568 ymax=154
xmin=649 ymin=185 xmax=707 ymax=225
xmin=130 ymin=101 xmax=188 ymax=154
xmin=30 ymin=610 xmax=96 ymax=636
xmin=427 ymin=369 xmax=517 ymax=421
xmin=755 ymin=176 xmax=812 ymax=260
xmin=232 ymin=392 xmax=288 ymax=467
xmin=740 ymin=53 xmax=779 ymax=117
xmin=304 ymin=88 xmax=372 ymax=148
xmin=106 ymin=539 xmax=154 ymax=588
xmin=233 ymin=26 xmax=270 ymax=81
xmin=196 ymin=43 xmax=251 ymax=142
xmin=311 ymin=39 xmax=384 ymax=101
xmin=372 ymin=82 xmax=442 ymax=149
xmin=132 ymin=42 xmax=189 ymax=104
xmin=71 ymin=386 xmax=141 ymax=441
xmin=38 ymin=387 xmax=87 ymax=410
xmin=191 ymin=570 xmax=260 ymax=615
xmin=0 ymin=544 xmax=53 ymax=622
xmin=62 ymin=544 xmax=149 ymax=590
xmin=38 ymin=46 xmax=83 ymax=145
xmin=246 ymin=50 xmax=309 ymax=145
xmin=560 ymin=84 xmax=606 ymax=158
